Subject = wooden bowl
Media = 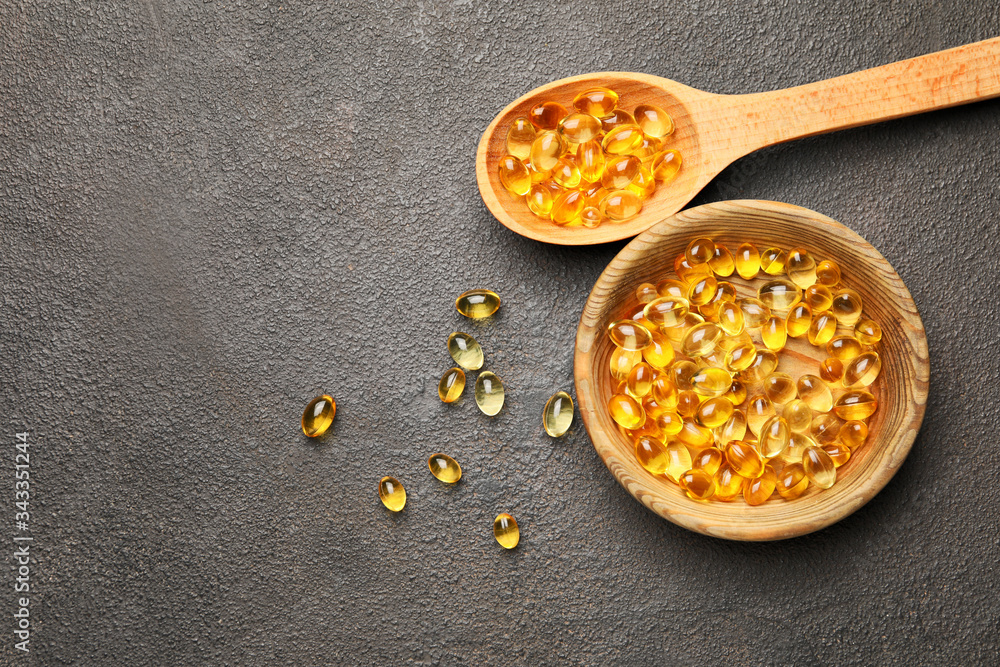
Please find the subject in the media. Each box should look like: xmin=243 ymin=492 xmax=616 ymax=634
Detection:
xmin=573 ymin=200 xmax=930 ymax=540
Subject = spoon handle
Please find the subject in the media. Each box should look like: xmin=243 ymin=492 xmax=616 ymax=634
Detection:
xmin=727 ymin=36 xmax=1000 ymax=155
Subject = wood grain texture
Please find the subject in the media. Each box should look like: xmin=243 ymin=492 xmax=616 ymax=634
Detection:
xmin=573 ymin=200 xmax=930 ymax=541
xmin=476 ymin=37 xmax=1000 ymax=245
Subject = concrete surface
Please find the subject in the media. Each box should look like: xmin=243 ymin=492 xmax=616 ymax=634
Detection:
xmin=2 ymin=2 xmax=999 ymax=665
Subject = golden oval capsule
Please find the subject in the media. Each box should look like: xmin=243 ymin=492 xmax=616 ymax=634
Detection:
xmin=726 ymin=440 xmax=765 ymax=479
xmin=378 ymin=476 xmax=406 ymax=512
xmin=674 ymin=254 xmax=713 ymax=283
xmin=723 ymin=378 xmax=747 ymax=406
xmin=497 ymin=155 xmax=531 ymax=196
xmin=687 ymin=275 xmax=718 ymax=306
xmin=505 ymin=116 xmax=536 ymax=159
xmin=696 ymin=396 xmax=734 ymax=428
xmin=609 ymin=393 xmax=645 ymax=430
xmin=655 ymin=410 xmax=684 ymax=436
xmin=714 ymin=463 xmax=745 ymax=501
xmin=811 ymin=412 xmax=843 ymax=445
xmin=679 ymin=468 xmax=716 ymax=500
xmin=738 ymin=297 xmax=771 ymax=328
xmin=807 ymin=311 xmax=838 ymax=346
xmin=475 ymin=371 xmax=505 ymax=416
xmin=804 ymin=284 xmax=834 ymax=312
xmin=576 ymin=138 xmax=606 ymax=183
xmin=840 ymin=420 xmax=869 ymax=449
xmin=833 ymin=390 xmax=878 ymax=421
xmin=718 ymin=409 xmax=748 ymax=446
xmin=782 ymin=399 xmax=813 ymax=433
xmin=493 ymin=513 xmax=520 ymax=549
xmin=677 ymin=419 xmax=714 ymax=448
xmin=602 ymin=124 xmax=644 ymax=154
xmin=663 ymin=439 xmax=693 ymax=482
xmin=529 ymin=130 xmax=565 ymax=171
xmin=827 ymin=335 xmax=863 ymax=360
xmin=831 ymin=288 xmax=864 ymax=326
xmin=428 ymin=453 xmax=462 ymax=483
xmin=600 ymin=108 xmax=636 ymax=132
xmin=746 ymin=394 xmax=775 ymax=436
xmin=816 ymin=259 xmax=842 ymax=286
xmin=652 ymin=149 xmax=682 ymax=183
xmin=528 ymin=100 xmax=568 ymax=130
xmin=724 ymin=341 xmax=757 ymax=373
xmin=630 ymin=134 xmax=665 ymax=164
xmin=543 ymin=391 xmax=574 ymax=437
xmin=855 ymin=318 xmax=883 ymax=345
xmin=642 ymin=331 xmax=675 ymax=369
xmin=785 ymin=303 xmax=813 ymax=338
xmin=761 ymin=315 xmax=787 ymax=351
xmin=301 ymin=395 xmax=336 ymax=437
xmin=601 ymin=155 xmax=641 ymax=189
xmin=682 ymin=322 xmax=723 ymax=358
xmin=456 ymin=289 xmax=500 ymax=318
xmin=823 ymin=442 xmax=851 ymax=467
xmin=557 ymin=112 xmax=601 ymax=144
xmin=685 ymin=238 xmax=716 ymax=265
xmin=625 ymin=165 xmax=656 ymax=200
xmin=819 ymin=357 xmax=845 ymax=383
xmin=662 ymin=312 xmax=704 ymax=342
xmin=744 ymin=465 xmax=777 ymax=505
xmin=709 ymin=245 xmax=735 ymax=277
xmin=580 ymin=205 xmax=604 ymax=228
xmin=573 ymin=87 xmax=619 ymax=117
xmin=599 ymin=189 xmax=642 ymax=222
xmin=633 ymin=103 xmax=674 ymax=137
xmin=550 ymin=156 xmax=582 ymax=189
xmin=651 ymin=376 xmax=679 ymax=407
xmin=626 ymin=362 xmax=655 ymax=398
xmin=438 ymin=367 xmax=466 ymax=403
xmin=717 ymin=301 xmax=746 ymax=336
xmin=758 ymin=279 xmax=802 ymax=312
xmin=843 ymin=352 xmax=881 ymax=387
xmin=643 ymin=296 xmax=688 ymax=327
xmin=785 ymin=248 xmax=817 ymax=288
xmin=785 ymin=431 xmax=815 ymax=463
xmin=675 ymin=390 xmax=701 ymax=418
xmin=691 ymin=366 xmax=732 ymax=397
xmin=797 ymin=374 xmax=833 ymax=413
xmin=735 ymin=242 xmax=760 ymax=279
xmin=525 ymin=183 xmax=554 ymax=218
xmin=759 ymin=247 xmax=787 ymax=275
xmin=802 ymin=446 xmax=836 ymax=489
xmin=608 ymin=319 xmax=652 ymax=350
xmin=447 ymin=332 xmax=484 ymax=370
xmin=739 ymin=349 xmax=778 ymax=384
xmin=776 ymin=462 xmax=809 ymax=500
xmin=758 ymin=416 xmax=791 ymax=458
xmin=610 ymin=347 xmax=643 ymax=381
xmin=693 ymin=446 xmax=724 ymax=475
xmin=763 ymin=372 xmax=797 ymax=405
xmin=550 ymin=189 xmax=585 ymax=226
xmin=635 ymin=435 xmax=669 ymax=474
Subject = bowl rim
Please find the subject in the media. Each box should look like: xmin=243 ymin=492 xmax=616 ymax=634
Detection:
xmin=573 ymin=199 xmax=930 ymax=541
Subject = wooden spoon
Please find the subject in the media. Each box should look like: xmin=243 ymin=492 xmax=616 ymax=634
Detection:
xmin=476 ymin=37 xmax=1000 ymax=245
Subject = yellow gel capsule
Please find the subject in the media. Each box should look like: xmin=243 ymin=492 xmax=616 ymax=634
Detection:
xmin=744 ymin=465 xmax=777 ymax=505
xmin=580 ymin=206 xmax=604 ymax=228
xmin=843 ymin=352 xmax=882 ymax=387
xmin=635 ymin=282 xmax=658 ymax=304
xmin=811 ymin=413 xmax=843 ymax=445
xmin=456 ymin=289 xmax=501 ymax=318
xmin=543 ymin=391 xmax=574 ymax=437
xmin=378 ymin=476 xmax=406 ymax=512
xmin=493 ymin=513 xmax=520 ymax=549
xmin=803 ymin=446 xmax=837 ymax=489
xmin=634 ymin=103 xmax=675 ymax=138
xmin=831 ymin=289 xmax=864 ymax=326
xmin=823 ymin=442 xmax=851 ymax=467
xmin=840 ymin=420 xmax=869 ymax=449
xmin=505 ymin=116 xmax=536 ymax=160
xmin=577 ymin=139 xmax=606 ymax=183
xmin=827 ymin=335 xmax=863 ymax=360
xmin=550 ymin=189 xmax=585 ymax=226
xmin=609 ymin=393 xmax=645 ymax=429
xmin=819 ymin=357 xmax=845 ymax=383
xmin=696 ymin=396 xmax=734 ymax=428
xmin=438 ymin=367 xmax=466 ymax=403
xmin=816 ymin=259 xmax=842 ymax=286
xmin=301 ymin=395 xmax=336 ymax=437
xmin=717 ymin=301 xmax=746 ymax=336
xmin=761 ymin=315 xmax=787 ymax=351
xmin=651 ymin=375 xmax=679 ymax=407
xmin=626 ymin=362 xmax=655 ymax=398
xmin=717 ymin=409 xmax=748 ymax=446
xmin=656 ymin=410 xmax=684 ymax=436
xmin=776 ymin=462 xmax=810 ymax=500
xmin=685 ymin=238 xmax=716 ymax=265
xmin=735 ymin=242 xmax=761 ymax=279
xmin=599 ymin=190 xmax=643 ymax=222
xmin=630 ymin=134 xmax=666 ymax=164
xmin=855 ymin=318 xmax=883 ymax=345
xmin=428 ymin=453 xmax=462 ymax=483
xmin=763 ymin=372 xmax=797 ymax=405
xmin=782 ymin=399 xmax=813 ymax=433
xmin=760 ymin=247 xmax=787 ymax=275
xmin=833 ymin=390 xmax=878 ymax=420
xmin=758 ymin=416 xmax=791 ymax=458
xmin=601 ymin=155 xmax=641 ymax=189
xmin=679 ymin=469 xmax=716 ymax=500
xmin=674 ymin=254 xmax=713 ymax=282
xmin=677 ymin=419 xmax=714 ymax=448
xmin=797 ymin=374 xmax=833 ymax=413
xmin=655 ymin=279 xmax=686 ymax=299
xmin=528 ymin=163 xmax=554 ymax=184
xmin=804 ymin=284 xmax=834 ymax=312
xmin=550 ymin=156 xmax=582 ymax=189
xmin=475 ymin=371 xmax=505 ymax=416
xmin=675 ymin=390 xmax=701 ymax=418
xmin=738 ymin=297 xmax=771 ymax=328
xmin=525 ymin=183 xmax=554 ymax=218
xmin=610 ymin=347 xmax=643 ymax=381
xmin=693 ymin=447 xmax=724 ymax=475
xmin=634 ymin=436 xmax=669 ymax=475
xmin=599 ymin=108 xmax=635 ymax=132
xmin=687 ymin=275 xmax=718 ymax=307
xmin=447 ymin=332 xmax=484 ymax=370
xmin=714 ymin=463 xmax=745 ymax=501
xmin=652 ymin=149 xmax=682 ymax=183
xmin=785 ymin=248 xmax=817 ymax=288
xmin=663 ymin=440 xmax=693 ymax=482
xmin=497 ymin=155 xmax=531 ymax=196
xmin=726 ymin=440 xmax=765 ymax=479
xmin=528 ymin=101 xmax=568 ymax=130
xmin=784 ymin=431 xmax=815 ymax=463
xmin=724 ymin=341 xmax=757 ymax=373
xmin=709 ymin=245 xmax=736 ymax=277
xmin=608 ymin=319 xmax=652 ymax=350
xmin=663 ymin=312 xmax=704 ymax=342
xmin=602 ymin=124 xmax=645 ymax=154
xmin=529 ymin=130 xmax=565 ymax=171
xmin=758 ymin=280 xmax=802 ymax=313
xmin=681 ymin=322 xmax=723 ymax=358
xmin=691 ymin=367 xmax=732 ymax=397
xmin=557 ymin=112 xmax=601 ymax=144
xmin=738 ymin=349 xmax=778 ymax=384
xmin=642 ymin=331 xmax=675 ymax=369
xmin=807 ymin=311 xmax=838 ymax=346
xmin=785 ymin=303 xmax=813 ymax=338
xmin=625 ymin=165 xmax=656 ymax=200
xmin=723 ymin=378 xmax=747 ymax=406
xmin=573 ymin=87 xmax=619 ymax=117
xmin=746 ymin=394 xmax=775 ymax=436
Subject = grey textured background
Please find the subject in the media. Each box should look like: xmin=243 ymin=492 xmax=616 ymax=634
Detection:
xmin=2 ymin=2 xmax=999 ymax=665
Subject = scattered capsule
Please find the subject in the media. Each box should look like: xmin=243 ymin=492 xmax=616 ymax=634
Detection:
xmin=528 ymin=163 xmax=554 ymax=184
xmin=782 ymin=400 xmax=813 ymax=433
xmin=630 ymin=135 xmax=666 ymax=164
xmin=557 ymin=112 xmax=601 ymax=145
xmin=543 ymin=391 xmax=574 ymax=437
xmin=685 ymin=237 xmax=716 ymax=265
xmin=550 ymin=157 xmax=582 ymax=189
xmin=497 ymin=155 xmax=531 ymax=196
xmin=735 ymin=242 xmax=761 ymax=279
xmin=758 ymin=280 xmax=802 ymax=312
xmin=674 ymin=255 xmax=713 ymax=282
xmin=663 ymin=312 xmax=705 ymax=342
xmin=804 ymin=284 xmax=834 ymax=312
xmin=823 ymin=442 xmax=851 ymax=467
xmin=602 ymin=124 xmax=645 ymax=155
xmin=599 ymin=108 xmax=636 ymax=132
xmin=679 ymin=469 xmax=716 ymax=500
xmin=746 ymin=394 xmax=776 ymax=436
xmin=608 ymin=319 xmax=652 ymax=350
xmin=761 ymin=316 xmax=787 ymax=351
xmin=840 ymin=420 xmax=869 ymax=449
xmin=843 ymin=351 xmax=882 ymax=387
xmin=785 ymin=248 xmax=817 ymax=288
xmin=505 ymin=116 xmax=536 ymax=159
xmin=855 ymin=318 xmax=883 ymax=345
xmin=625 ymin=165 xmax=656 ymax=200
xmin=764 ymin=372 xmax=797 ymax=405
xmin=550 ymin=189 xmax=585 ymax=226
xmin=811 ymin=413 xmax=843 ymax=445
xmin=657 ymin=278 xmax=687 ymax=299
xmin=831 ymin=289 xmax=864 ymax=326
xmin=682 ymin=322 xmax=723 ymax=358
xmin=687 ymin=275 xmax=718 ymax=306
xmin=758 ymin=416 xmax=791 ymax=458
xmin=816 ymin=259 xmax=842 ymax=286
xmin=833 ymin=390 xmax=878 ymax=420
xmin=693 ymin=447 xmax=725 ymax=475
xmin=439 ymin=367 xmax=466 ymax=403
xmin=601 ymin=155 xmax=641 ymax=189
xmin=714 ymin=463 xmax=746 ymax=501
xmin=819 ymin=357 xmax=845 ymax=383
xmin=656 ymin=410 xmax=684 ymax=436
xmin=677 ymin=419 xmax=714 ymax=448
xmin=525 ymin=183 xmax=554 ymax=218
xmin=676 ymin=390 xmax=702 ymax=418
xmin=827 ymin=335 xmax=863 ymax=360
xmin=529 ymin=130 xmax=565 ymax=171
xmin=785 ymin=303 xmax=813 ymax=338
xmin=739 ymin=297 xmax=771 ymax=328
xmin=670 ymin=359 xmax=700 ymax=391
xmin=378 ymin=476 xmax=407 ymax=512
xmin=634 ymin=282 xmax=658 ymax=304
xmin=301 ymin=395 xmax=336 ymax=437
xmin=718 ymin=410 xmax=748 ymax=445
xmin=634 ymin=436 xmax=669 ymax=475
xmin=643 ymin=331 xmax=675 ymax=369
xmin=576 ymin=139 xmax=606 ymax=184
xmin=626 ymin=362 xmax=655 ymax=398
xmin=696 ymin=396 xmax=734 ymax=428
xmin=739 ymin=349 xmax=778 ymax=384
xmin=641 ymin=394 xmax=669 ymax=420
xmin=610 ymin=347 xmax=643 ymax=381
xmin=807 ymin=311 xmax=838 ymax=346
xmin=717 ymin=301 xmax=746 ymax=337
xmin=633 ymin=103 xmax=674 ymax=138
xmin=651 ymin=376 xmax=679 ymax=408
xmin=707 ymin=245 xmax=736 ymax=277
xmin=448 ymin=332 xmax=484 ymax=370
xmin=724 ymin=340 xmax=758 ymax=373
xmin=475 ymin=371 xmax=505 ymax=416
xmin=573 ymin=87 xmax=619 ymax=117
xmin=644 ymin=296 xmax=689 ymax=328
xmin=759 ymin=247 xmax=787 ymax=275
xmin=493 ymin=513 xmax=520 ymax=549
xmin=776 ymin=463 xmax=810 ymax=500
xmin=785 ymin=431 xmax=816 ymax=463
xmin=456 ymin=289 xmax=501 ymax=318
xmin=802 ymin=446 xmax=837 ymax=489
xmin=609 ymin=393 xmax=645 ymax=429
xmin=797 ymin=374 xmax=833 ymax=413
xmin=579 ymin=206 xmax=604 ymax=228
xmin=528 ymin=101 xmax=568 ymax=130
xmin=428 ymin=453 xmax=462 ymax=483
xmin=599 ymin=190 xmax=643 ymax=222
xmin=663 ymin=440 xmax=693 ymax=482
xmin=726 ymin=440 xmax=765 ymax=478
xmin=723 ymin=379 xmax=747 ymax=406
xmin=744 ymin=465 xmax=777 ymax=505
xmin=580 ymin=181 xmax=609 ymax=208
xmin=652 ymin=149 xmax=682 ymax=183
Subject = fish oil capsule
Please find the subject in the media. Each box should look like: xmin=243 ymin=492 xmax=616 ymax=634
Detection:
xmin=807 ymin=311 xmax=838 ymax=346
xmin=831 ymin=289 xmax=864 ymax=326
xmin=701 ymin=348 xmax=727 ymax=370
xmin=797 ymin=374 xmax=833 ymax=412
xmin=528 ymin=100 xmax=568 ymax=130
xmin=625 ymin=165 xmax=656 ymax=200
xmin=816 ymin=259 xmax=842 ymax=286
xmin=493 ymin=513 xmax=520 ymax=549
xmin=784 ymin=431 xmax=815 ymax=463
xmin=601 ymin=155 xmax=641 ymax=189
xmin=680 ymin=469 xmax=716 ymax=500
xmin=744 ymin=465 xmax=777 ymax=505
xmin=626 ymin=362 xmax=655 ymax=398
xmin=676 ymin=390 xmax=702 ymax=418
xmin=810 ymin=413 xmax=842 ymax=445
xmin=840 ymin=420 xmax=868 ymax=449
xmin=746 ymin=395 xmax=775 ymax=436
xmin=573 ymin=87 xmax=619 ymax=117
xmin=758 ymin=416 xmax=791 ymax=458
xmin=301 ymin=395 xmax=336 ymax=437
xmin=723 ymin=378 xmax=747 ymax=406
xmin=761 ymin=316 xmax=787 ymax=351
xmin=602 ymin=124 xmax=645 ymax=155
xmin=670 ymin=359 xmax=700 ymax=390
xmin=802 ymin=446 xmax=836 ymax=489
xmin=497 ymin=155 xmax=531 ymax=196
xmin=738 ymin=297 xmax=771 ymax=328
xmin=785 ymin=303 xmax=812 ymax=338
xmin=708 ymin=245 xmax=736 ymax=277
xmin=528 ymin=163 xmax=555 ymax=184
xmin=759 ymin=247 xmax=787 ymax=275
xmin=543 ymin=391 xmax=574 ymax=437
xmin=724 ymin=341 xmax=757 ymax=373
xmin=525 ymin=183 xmax=554 ymax=218
xmin=785 ymin=248 xmax=817 ymax=288
xmin=782 ymin=400 xmax=813 ymax=433
xmin=610 ymin=347 xmax=643 ymax=381
xmin=599 ymin=108 xmax=636 ymax=132
xmin=702 ymin=281 xmax=737 ymax=320
xmin=803 ymin=284 xmax=834 ymax=312
xmin=599 ymin=190 xmax=643 ymax=222
xmin=656 ymin=278 xmax=687 ymax=299
xmin=714 ymin=463 xmax=745 ymax=501
xmin=687 ymin=276 xmax=718 ymax=306
xmin=674 ymin=254 xmax=713 ymax=283
xmin=763 ymin=372 xmax=797 ymax=405
xmin=656 ymin=410 xmax=684 ymax=436
xmin=726 ymin=440 xmax=765 ymax=478
xmin=652 ymin=149 xmax=682 ymax=183
xmin=557 ymin=112 xmax=601 ymax=145
xmin=833 ymin=390 xmax=878 ymax=420
xmin=550 ymin=189 xmax=585 ymax=226
xmin=663 ymin=440 xmax=693 ymax=482
xmin=580 ymin=181 xmax=609 ymax=208
xmin=635 ymin=282 xmax=658 ymax=304
xmin=428 ymin=453 xmax=462 ymax=483
xmin=827 ymin=335 xmax=863 ymax=360
xmin=717 ymin=301 xmax=745 ymax=336
xmin=438 ymin=367 xmax=466 ymax=403
xmin=634 ymin=436 xmax=669 ymax=475
xmin=608 ymin=319 xmax=652 ymax=350
xmin=696 ymin=396 xmax=734 ymax=428
xmin=630 ymin=135 xmax=666 ymax=164
xmin=739 ymin=349 xmax=778 ymax=384
xmin=855 ymin=318 xmax=883 ymax=345
xmin=819 ymin=357 xmax=845 ymax=384
xmin=718 ymin=410 xmax=748 ymax=445
xmin=633 ymin=103 xmax=674 ymax=138
xmin=378 ymin=476 xmax=407 ymax=511
xmin=682 ymin=322 xmax=723 ymax=358
xmin=475 ymin=372 xmax=505 ymax=416
xmin=609 ymin=393 xmax=645 ymax=429
xmin=529 ymin=130 xmax=565 ymax=171
xmin=505 ymin=116 xmax=537 ymax=160
xmin=456 ymin=288 xmax=501 ymax=318
xmin=644 ymin=296 xmax=689 ymax=327
xmin=822 ymin=442 xmax=851 ymax=467
xmin=776 ymin=463 xmax=809 ymax=500
xmin=735 ymin=242 xmax=761 ymax=279
xmin=580 ymin=206 xmax=604 ymax=228
xmin=651 ymin=375 xmax=679 ymax=408
xmin=641 ymin=394 xmax=670 ymax=419
xmin=576 ymin=139 xmax=606 ymax=183
xmin=843 ymin=351 xmax=881 ymax=387
xmin=663 ymin=312 xmax=704 ymax=342
xmin=693 ymin=447 xmax=724 ymax=475
xmin=685 ymin=238 xmax=716 ymax=265
xmin=447 ymin=332 xmax=484 ymax=370
xmin=758 ymin=280 xmax=802 ymax=313
xmin=677 ymin=419 xmax=714 ymax=448
xmin=643 ymin=331 xmax=675 ymax=369
xmin=550 ymin=156 xmax=582 ymax=189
